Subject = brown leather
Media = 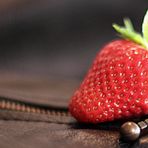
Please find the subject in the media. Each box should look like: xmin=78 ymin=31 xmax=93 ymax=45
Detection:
xmin=0 ymin=74 xmax=80 ymax=108
xmin=0 ymin=74 xmax=147 ymax=148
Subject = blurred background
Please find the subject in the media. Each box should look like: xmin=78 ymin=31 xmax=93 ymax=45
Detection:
xmin=0 ymin=0 xmax=147 ymax=80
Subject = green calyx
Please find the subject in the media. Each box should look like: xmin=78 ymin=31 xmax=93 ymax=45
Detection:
xmin=113 ymin=10 xmax=148 ymax=49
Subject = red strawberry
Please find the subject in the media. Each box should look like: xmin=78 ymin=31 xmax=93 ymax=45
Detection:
xmin=69 ymin=11 xmax=148 ymax=123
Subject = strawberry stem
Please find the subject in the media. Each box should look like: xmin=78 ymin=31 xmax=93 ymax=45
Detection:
xmin=113 ymin=10 xmax=148 ymax=49
xmin=142 ymin=10 xmax=148 ymax=47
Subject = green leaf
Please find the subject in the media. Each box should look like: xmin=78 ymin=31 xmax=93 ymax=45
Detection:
xmin=112 ymin=10 xmax=148 ymax=49
xmin=112 ymin=23 xmax=146 ymax=47
xmin=123 ymin=18 xmax=134 ymax=31
xmin=142 ymin=10 xmax=148 ymax=44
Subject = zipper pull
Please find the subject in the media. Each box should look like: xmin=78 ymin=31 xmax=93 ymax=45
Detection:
xmin=120 ymin=118 xmax=148 ymax=141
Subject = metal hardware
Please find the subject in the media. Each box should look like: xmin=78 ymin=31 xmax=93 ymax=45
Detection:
xmin=120 ymin=119 xmax=148 ymax=141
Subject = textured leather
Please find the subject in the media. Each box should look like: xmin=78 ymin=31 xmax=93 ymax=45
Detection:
xmin=0 ymin=75 xmax=147 ymax=148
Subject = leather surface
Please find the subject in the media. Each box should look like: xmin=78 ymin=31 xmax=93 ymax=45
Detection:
xmin=0 ymin=74 xmax=80 ymax=108
xmin=0 ymin=120 xmax=119 ymax=148
xmin=0 ymin=75 xmax=147 ymax=148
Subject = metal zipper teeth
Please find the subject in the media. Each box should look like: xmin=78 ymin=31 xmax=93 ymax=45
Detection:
xmin=0 ymin=99 xmax=70 ymax=116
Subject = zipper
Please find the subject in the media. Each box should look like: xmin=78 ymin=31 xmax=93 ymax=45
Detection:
xmin=0 ymin=97 xmax=70 ymax=117
xmin=0 ymin=96 xmax=147 ymax=140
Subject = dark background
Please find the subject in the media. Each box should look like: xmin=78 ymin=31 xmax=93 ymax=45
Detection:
xmin=0 ymin=0 xmax=147 ymax=79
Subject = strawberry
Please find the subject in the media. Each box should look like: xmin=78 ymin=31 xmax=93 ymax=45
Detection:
xmin=69 ymin=11 xmax=148 ymax=123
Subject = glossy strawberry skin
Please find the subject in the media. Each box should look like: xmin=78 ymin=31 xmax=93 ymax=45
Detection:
xmin=69 ymin=39 xmax=148 ymax=123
